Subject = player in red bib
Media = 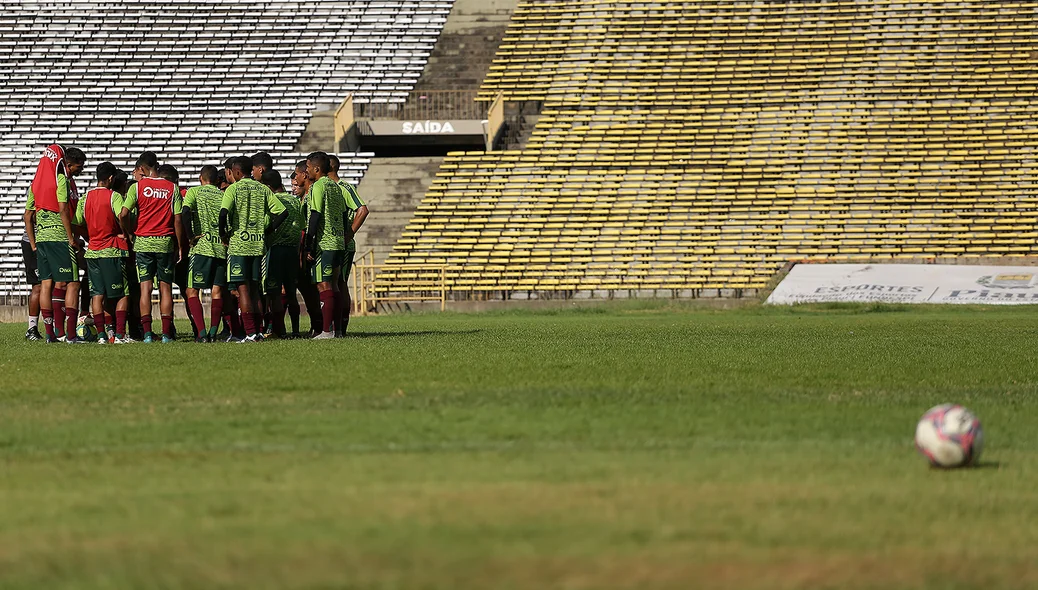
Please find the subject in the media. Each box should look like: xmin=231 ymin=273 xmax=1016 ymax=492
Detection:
xmin=27 ymin=144 xmax=87 ymax=342
xmin=75 ymin=162 xmax=132 ymax=343
xmin=119 ymin=152 xmax=185 ymax=343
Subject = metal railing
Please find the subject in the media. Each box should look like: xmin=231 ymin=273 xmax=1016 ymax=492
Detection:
xmin=352 ymin=254 xmax=449 ymax=315
xmin=354 ymin=89 xmax=488 ymax=121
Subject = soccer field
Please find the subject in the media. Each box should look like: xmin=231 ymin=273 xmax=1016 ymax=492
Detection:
xmin=1 ymin=303 xmax=1037 ymax=589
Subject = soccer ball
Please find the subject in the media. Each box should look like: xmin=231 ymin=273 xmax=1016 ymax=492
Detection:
xmin=915 ymin=404 xmax=984 ymax=468
xmin=76 ymin=315 xmax=98 ymax=342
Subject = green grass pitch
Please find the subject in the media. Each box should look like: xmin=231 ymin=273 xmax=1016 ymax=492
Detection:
xmin=1 ymin=303 xmax=1037 ymax=589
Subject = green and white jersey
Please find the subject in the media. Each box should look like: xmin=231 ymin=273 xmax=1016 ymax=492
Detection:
xmin=220 ymin=178 xmax=286 ymax=257
xmin=184 ymin=185 xmax=227 ymax=259
xmin=303 ymin=176 xmax=346 ymax=253
xmin=25 ymin=175 xmax=70 ymax=243
xmin=268 ymin=192 xmax=303 ymax=249
xmin=338 ymin=180 xmax=366 ymax=253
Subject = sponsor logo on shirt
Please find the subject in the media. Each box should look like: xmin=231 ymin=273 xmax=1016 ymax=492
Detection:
xmin=142 ymin=186 xmax=172 ymax=200
xmin=43 ymin=147 xmax=59 ymax=161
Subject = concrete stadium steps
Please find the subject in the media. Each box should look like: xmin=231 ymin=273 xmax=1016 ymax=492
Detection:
xmin=355 ymin=157 xmax=445 ymax=266
xmin=414 ymin=0 xmax=518 ymax=93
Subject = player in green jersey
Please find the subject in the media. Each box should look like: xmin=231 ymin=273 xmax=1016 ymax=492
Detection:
xmin=259 ymin=169 xmax=303 ymax=338
xmin=329 ymin=154 xmax=370 ymax=336
xmin=219 ymin=156 xmax=288 ymax=342
xmin=183 ymin=165 xmax=235 ymax=342
xmin=302 ymin=151 xmax=347 ymax=339
xmin=291 ymin=160 xmax=321 ymax=336
xmin=251 ymin=152 xmax=273 ymax=182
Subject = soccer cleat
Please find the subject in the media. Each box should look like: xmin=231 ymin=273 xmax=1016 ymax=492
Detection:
xmin=288 ymin=332 xmax=300 ymax=340
xmin=97 ymin=337 xmax=108 ymax=345
xmin=313 ymin=331 xmax=335 ymax=340
xmin=114 ymin=336 xmax=136 ymax=344
xmin=225 ymin=335 xmax=244 ymax=343
xmin=25 ymin=327 xmax=42 ymax=341
xmin=239 ymin=334 xmax=263 ymax=343
xmin=195 ymin=335 xmax=211 ymax=343
xmin=161 ymin=335 xmax=174 ymax=344
xmin=142 ymin=334 xmax=154 ymax=343
xmin=57 ymin=335 xmax=67 ymax=343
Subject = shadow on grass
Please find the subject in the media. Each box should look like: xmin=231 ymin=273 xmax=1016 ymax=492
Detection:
xmin=346 ymin=330 xmax=483 ymax=339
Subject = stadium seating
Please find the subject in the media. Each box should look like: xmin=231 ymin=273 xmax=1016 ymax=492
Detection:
xmin=384 ymin=0 xmax=1038 ymax=294
xmin=0 ymin=0 xmax=454 ymax=296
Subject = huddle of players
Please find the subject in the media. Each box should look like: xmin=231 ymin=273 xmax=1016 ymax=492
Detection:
xmin=22 ymin=145 xmax=368 ymax=343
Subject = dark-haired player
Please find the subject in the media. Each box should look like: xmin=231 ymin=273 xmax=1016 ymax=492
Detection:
xmin=251 ymin=152 xmax=274 ymax=181
xmin=75 ymin=162 xmax=131 ymax=343
xmin=183 ymin=165 xmax=233 ymax=341
xmin=258 ymin=169 xmax=302 ymax=338
xmin=27 ymin=144 xmax=87 ymax=342
xmin=120 ymin=153 xmax=185 ymax=343
xmin=219 ymin=156 xmax=288 ymax=342
xmin=292 ymin=160 xmax=320 ymax=335
xmin=329 ymin=154 xmax=369 ymax=335
xmin=302 ymin=151 xmax=346 ymax=339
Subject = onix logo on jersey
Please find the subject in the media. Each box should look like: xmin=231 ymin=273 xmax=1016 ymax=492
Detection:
xmin=142 ymin=186 xmax=172 ymax=199
xmin=110 ymin=283 xmax=121 ymax=291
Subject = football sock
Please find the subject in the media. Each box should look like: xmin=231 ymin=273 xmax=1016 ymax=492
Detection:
xmin=141 ymin=314 xmax=153 ymax=337
xmin=42 ymin=308 xmax=55 ymax=339
xmin=28 ymin=316 xmax=38 ymax=330
xmin=242 ymin=310 xmax=256 ymax=336
xmin=209 ymin=298 xmax=223 ymax=336
xmin=65 ymin=308 xmax=78 ymax=339
xmin=319 ymin=290 xmax=335 ymax=333
xmin=225 ymin=311 xmax=242 ymax=338
xmin=93 ymin=313 xmax=105 ymax=338
xmin=53 ymin=288 xmax=66 ymax=337
xmin=161 ymin=314 xmax=173 ymax=337
xmin=187 ymin=296 xmax=206 ymax=337
xmin=115 ymin=310 xmax=127 ymax=338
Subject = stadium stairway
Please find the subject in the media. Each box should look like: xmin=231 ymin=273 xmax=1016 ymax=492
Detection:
xmin=355 ymin=157 xmax=446 ymax=266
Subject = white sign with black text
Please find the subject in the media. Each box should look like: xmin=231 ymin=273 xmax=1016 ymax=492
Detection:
xmin=767 ymin=263 xmax=1038 ymax=305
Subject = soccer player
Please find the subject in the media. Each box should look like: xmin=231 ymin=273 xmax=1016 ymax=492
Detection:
xmin=27 ymin=145 xmax=87 ymax=342
xmin=258 ymin=169 xmax=302 ymax=338
xmin=251 ymin=152 xmax=274 ymax=182
xmin=120 ymin=152 xmax=185 ymax=343
xmin=21 ymin=201 xmax=42 ymax=340
xmin=219 ymin=156 xmax=288 ymax=342
xmin=329 ymin=154 xmax=370 ymax=335
xmin=291 ymin=160 xmax=321 ymax=335
xmin=75 ymin=162 xmax=131 ymax=344
xmin=302 ymin=151 xmax=347 ymax=339
xmin=183 ymin=165 xmax=235 ymax=342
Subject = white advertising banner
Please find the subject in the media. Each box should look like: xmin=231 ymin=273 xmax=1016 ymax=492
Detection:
xmin=766 ymin=264 xmax=1038 ymax=305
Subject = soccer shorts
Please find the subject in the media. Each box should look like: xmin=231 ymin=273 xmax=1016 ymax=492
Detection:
xmin=36 ymin=241 xmax=78 ymax=283
xmin=21 ymin=241 xmax=40 ymax=286
xmin=188 ymin=254 xmax=227 ymax=290
xmin=227 ymin=254 xmax=262 ymax=287
xmin=263 ymin=245 xmax=299 ymax=294
xmin=87 ymin=258 xmax=128 ymax=299
xmin=310 ymin=249 xmax=345 ymax=284
xmin=136 ymin=251 xmax=175 ymax=284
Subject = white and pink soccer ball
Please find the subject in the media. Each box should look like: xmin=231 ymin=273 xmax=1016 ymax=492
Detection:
xmin=915 ymin=404 xmax=984 ymax=468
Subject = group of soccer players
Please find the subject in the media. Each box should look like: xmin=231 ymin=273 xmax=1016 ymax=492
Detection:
xmin=21 ymin=144 xmax=369 ymax=343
